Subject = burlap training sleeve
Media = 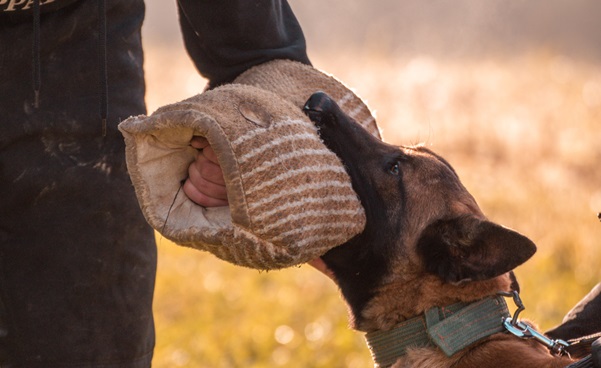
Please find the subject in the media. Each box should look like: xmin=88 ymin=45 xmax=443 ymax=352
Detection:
xmin=118 ymin=60 xmax=380 ymax=269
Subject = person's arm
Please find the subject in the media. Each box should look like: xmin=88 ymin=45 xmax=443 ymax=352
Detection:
xmin=179 ymin=0 xmax=311 ymax=207
xmin=177 ymin=0 xmax=311 ymax=89
xmin=546 ymin=283 xmax=601 ymax=341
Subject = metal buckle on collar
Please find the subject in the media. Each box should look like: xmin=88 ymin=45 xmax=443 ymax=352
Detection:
xmin=499 ymin=291 xmax=570 ymax=357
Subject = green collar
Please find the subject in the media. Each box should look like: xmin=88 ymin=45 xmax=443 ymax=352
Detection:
xmin=364 ymin=295 xmax=510 ymax=367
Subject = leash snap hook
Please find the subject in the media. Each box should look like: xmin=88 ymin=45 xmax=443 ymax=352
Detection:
xmin=502 ymin=318 xmax=570 ymax=356
xmin=499 ymin=291 xmax=570 ymax=357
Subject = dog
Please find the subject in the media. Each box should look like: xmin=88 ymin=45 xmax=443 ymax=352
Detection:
xmin=302 ymin=91 xmax=581 ymax=368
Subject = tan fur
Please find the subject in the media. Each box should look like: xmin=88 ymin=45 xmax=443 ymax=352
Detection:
xmin=366 ymin=278 xmax=575 ymax=367
xmin=393 ymin=334 xmax=573 ymax=368
xmin=361 ymin=274 xmax=512 ymax=332
xmin=333 ymin=146 xmax=575 ymax=367
xmin=304 ymin=92 xmax=577 ymax=367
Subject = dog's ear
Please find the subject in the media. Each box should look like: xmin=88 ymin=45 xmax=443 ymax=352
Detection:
xmin=416 ymin=216 xmax=536 ymax=284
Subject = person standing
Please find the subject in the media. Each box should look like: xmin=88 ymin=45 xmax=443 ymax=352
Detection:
xmin=0 ymin=0 xmax=309 ymax=366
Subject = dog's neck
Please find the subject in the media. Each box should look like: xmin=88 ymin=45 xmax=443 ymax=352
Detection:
xmin=364 ymin=294 xmax=513 ymax=367
xmin=353 ymin=273 xmax=513 ymax=332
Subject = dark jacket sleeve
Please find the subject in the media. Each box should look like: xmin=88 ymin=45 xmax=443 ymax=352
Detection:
xmin=177 ymin=0 xmax=311 ymax=88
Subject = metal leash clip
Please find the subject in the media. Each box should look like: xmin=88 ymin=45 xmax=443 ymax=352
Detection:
xmin=499 ymin=291 xmax=571 ymax=357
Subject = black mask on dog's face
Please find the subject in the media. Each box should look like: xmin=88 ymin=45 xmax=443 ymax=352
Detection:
xmin=304 ymin=92 xmax=404 ymax=226
xmin=304 ymin=92 xmax=404 ymax=318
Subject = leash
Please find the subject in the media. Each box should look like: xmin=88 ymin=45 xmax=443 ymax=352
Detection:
xmin=566 ymin=212 xmax=601 ymax=368
xmin=567 ymin=355 xmax=595 ymax=368
xmin=565 ymin=333 xmax=601 ymax=360
xmin=501 ymin=291 xmax=599 ymax=368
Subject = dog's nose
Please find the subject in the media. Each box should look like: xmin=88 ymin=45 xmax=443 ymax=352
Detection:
xmin=303 ymin=92 xmax=336 ymax=123
xmin=304 ymin=91 xmax=333 ymax=113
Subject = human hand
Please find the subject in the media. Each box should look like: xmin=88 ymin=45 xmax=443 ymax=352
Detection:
xmin=183 ymin=137 xmax=229 ymax=207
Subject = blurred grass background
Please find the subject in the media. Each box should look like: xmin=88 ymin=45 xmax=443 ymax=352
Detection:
xmin=142 ymin=1 xmax=601 ymax=366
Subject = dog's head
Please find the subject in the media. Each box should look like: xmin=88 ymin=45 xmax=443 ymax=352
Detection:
xmin=303 ymin=92 xmax=536 ymax=330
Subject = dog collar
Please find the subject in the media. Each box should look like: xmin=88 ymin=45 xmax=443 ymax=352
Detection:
xmin=364 ymin=295 xmax=511 ymax=367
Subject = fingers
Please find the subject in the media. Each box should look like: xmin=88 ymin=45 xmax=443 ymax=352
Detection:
xmin=188 ymin=152 xmax=225 ymax=186
xmin=184 ymin=154 xmax=227 ymax=204
xmin=183 ymin=137 xmax=228 ymax=207
xmin=183 ymin=178 xmax=228 ymax=207
xmin=190 ymin=136 xmax=210 ymax=150
xmin=190 ymin=137 xmax=219 ymax=164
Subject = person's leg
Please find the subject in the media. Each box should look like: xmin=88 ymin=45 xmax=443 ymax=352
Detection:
xmin=0 ymin=1 xmax=156 ymax=366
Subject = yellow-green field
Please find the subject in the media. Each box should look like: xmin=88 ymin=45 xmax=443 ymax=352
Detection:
xmin=144 ymin=47 xmax=601 ymax=367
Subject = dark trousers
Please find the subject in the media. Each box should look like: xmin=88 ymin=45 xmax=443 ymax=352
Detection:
xmin=0 ymin=0 xmax=309 ymax=365
xmin=0 ymin=1 xmax=156 ymax=366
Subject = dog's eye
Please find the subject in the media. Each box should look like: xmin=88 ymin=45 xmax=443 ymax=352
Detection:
xmin=389 ymin=161 xmax=401 ymax=176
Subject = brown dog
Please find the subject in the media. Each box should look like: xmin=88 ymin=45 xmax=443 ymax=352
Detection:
xmin=303 ymin=92 xmax=577 ymax=368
